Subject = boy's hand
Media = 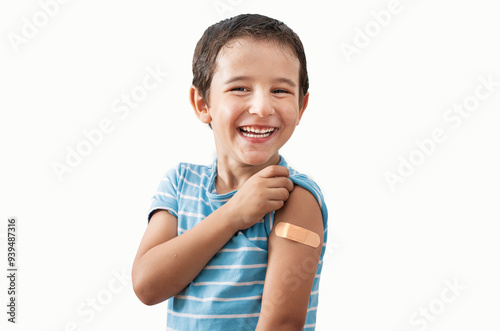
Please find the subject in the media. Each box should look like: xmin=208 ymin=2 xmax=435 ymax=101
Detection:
xmin=226 ymin=165 xmax=294 ymax=230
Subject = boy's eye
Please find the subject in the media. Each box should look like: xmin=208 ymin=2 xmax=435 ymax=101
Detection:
xmin=231 ymin=87 xmax=248 ymax=92
xmin=273 ymin=89 xmax=290 ymax=94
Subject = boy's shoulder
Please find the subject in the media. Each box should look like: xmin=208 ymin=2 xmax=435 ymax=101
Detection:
xmin=178 ymin=161 xmax=214 ymax=176
xmin=279 ymin=157 xmax=322 ymax=194
xmin=279 ymin=156 xmax=328 ymax=223
xmin=163 ymin=161 xmax=215 ymax=187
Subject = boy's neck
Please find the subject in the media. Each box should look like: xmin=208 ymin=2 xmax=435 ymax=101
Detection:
xmin=215 ymin=153 xmax=281 ymax=194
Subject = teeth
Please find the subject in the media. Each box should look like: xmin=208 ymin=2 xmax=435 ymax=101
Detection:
xmin=241 ymin=131 xmax=272 ymax=138
xmin=240 ymin=126 xmax=275 ymax=134
xmin=239 ymin=126 xmax=276 ymax=138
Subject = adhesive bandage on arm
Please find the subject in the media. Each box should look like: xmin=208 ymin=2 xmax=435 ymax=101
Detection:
xmin=274 ymin=222 xmax=320 ymax=248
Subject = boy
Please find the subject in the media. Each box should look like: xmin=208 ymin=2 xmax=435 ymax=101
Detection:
xmin=132 ymin=14 xmax=328 ymax=330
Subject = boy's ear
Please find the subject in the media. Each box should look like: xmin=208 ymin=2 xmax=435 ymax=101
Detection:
xmin=297 ymin=92 xmax=309 ymax=125
xmin=189 ymin=85 xmax=212 ymax=124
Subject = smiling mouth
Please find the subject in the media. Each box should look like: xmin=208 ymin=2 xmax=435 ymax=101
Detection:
xmin=239 ymin=126 xmax=277 ymax=138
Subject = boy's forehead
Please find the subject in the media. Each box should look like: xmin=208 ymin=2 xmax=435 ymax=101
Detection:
xmin=214 ymin=37 xmax=300 ymax=82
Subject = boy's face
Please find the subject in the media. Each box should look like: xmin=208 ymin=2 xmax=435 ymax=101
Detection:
xmin=197 ymin=37 xmax=308 ymax=167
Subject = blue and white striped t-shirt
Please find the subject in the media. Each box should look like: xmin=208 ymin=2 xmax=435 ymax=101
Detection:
xmin=148 ymin=156 xmax=328 ymax=331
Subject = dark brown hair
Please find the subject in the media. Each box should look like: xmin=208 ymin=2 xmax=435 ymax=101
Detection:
xmin=192 ymin=13 xmax=309 ymax=108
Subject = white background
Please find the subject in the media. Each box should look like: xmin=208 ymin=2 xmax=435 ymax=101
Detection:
xmin=1 ymin=0 xmax=499 ymax=330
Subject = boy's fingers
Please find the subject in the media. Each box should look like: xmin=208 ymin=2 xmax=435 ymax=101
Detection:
xmin=261 ymin=165 xmax=290 ymax=178
xmin=270 ymin=187 xmax=291 ymax=202
xmin=268 ymin=176 xmax=294 ymax=190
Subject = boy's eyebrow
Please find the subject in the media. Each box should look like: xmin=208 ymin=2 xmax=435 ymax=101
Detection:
xmin=224 ymin=76 xmax=249 ymax=85
xmin=224 ymin=76 xmax=297 ymax=87
xmin=273 ymin=77 xmax=297 ymax=88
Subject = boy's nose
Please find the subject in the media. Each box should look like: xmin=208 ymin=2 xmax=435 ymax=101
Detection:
xmin=248 ymin=92 xmax=275 ymax=117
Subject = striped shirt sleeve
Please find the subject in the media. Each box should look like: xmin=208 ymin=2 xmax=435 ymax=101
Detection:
xmin=148 ymin=164 xmax=180 ymax=221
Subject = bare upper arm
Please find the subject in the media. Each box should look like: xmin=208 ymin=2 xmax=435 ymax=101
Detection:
xmin=132 ymin=210 xmax=178 ymax=304
xmin=257 ymin=185 xmax=324 ymax=330
xmin=134 ymin=210 xmax=178 ymax=261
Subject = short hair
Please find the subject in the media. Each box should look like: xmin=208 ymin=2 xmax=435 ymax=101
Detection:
xmin=192 ymin=13 xmax=309 ymax=108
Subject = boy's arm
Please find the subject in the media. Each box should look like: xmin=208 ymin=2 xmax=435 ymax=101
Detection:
xmin=256 ymin=185 xmax=324 ymax=331
xmin=132 ymin=165 xmax=294 ymax=306
xmin=132 ymin=208 xmax=240 ymax=305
